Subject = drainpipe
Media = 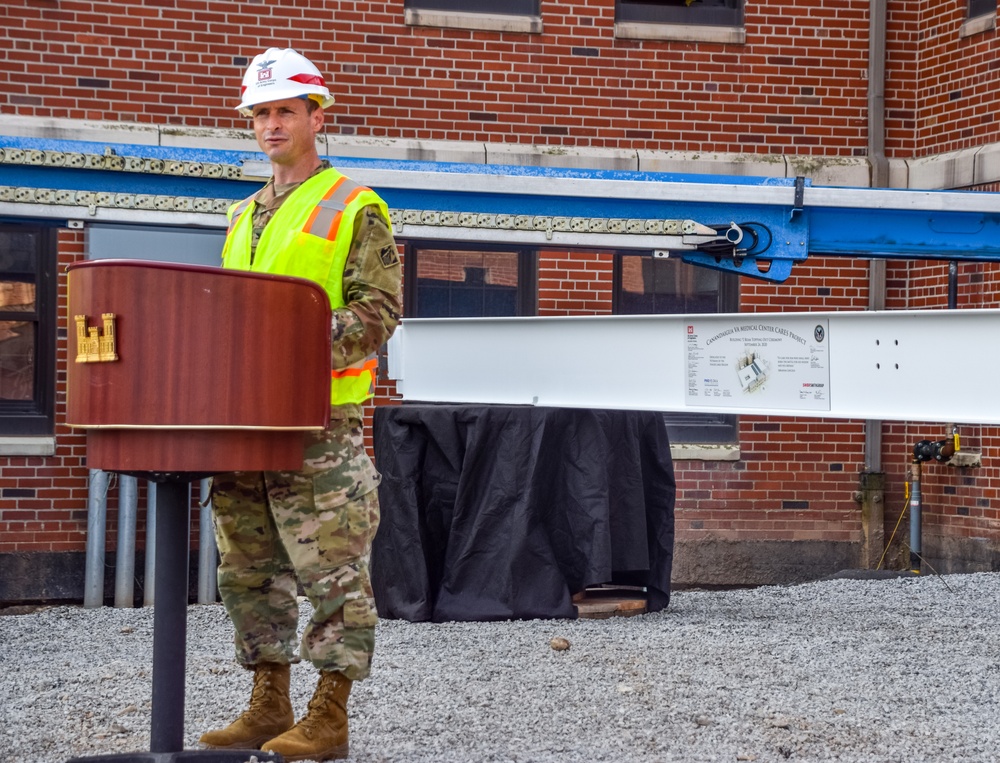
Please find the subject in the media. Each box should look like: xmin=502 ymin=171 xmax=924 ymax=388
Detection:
xmin=908 ymin=459 xmax=922 ymax=572
xmin=868 ymin=0 xmax=890 ymax=191
xmin=83 ymin=469 xmax=110 ymax=608
xmin=144 ymin=481 xmax=157 ymax=607
xmin=198 ymin=478 xmax=217 ymax=604
xmin=859 ymin=0 xmax=889 ymax=568
xmin=114 ymin=475 xmax=139 ymax=607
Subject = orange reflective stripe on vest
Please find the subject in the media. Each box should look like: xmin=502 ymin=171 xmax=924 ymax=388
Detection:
xmin=303 ymin=176 xmax=366 ymax=241
xmin=227 ymin=197 xmax=254 ymax=233
xmin=330 ymin=354 xmax=379 ymax=400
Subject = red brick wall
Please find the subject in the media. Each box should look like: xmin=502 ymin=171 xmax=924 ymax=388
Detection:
xmin=896 ymin=2 xmax=1000 ymax=157
xmin=676 ymin=418 xmax=865 ymax=543
xmin=743 ymin=257 xmax=872 ymax=312
xmin=538 ymin=250 xmax=615 ymax=315
xmin=880 ymin=248 xmax=1000 ymax=560
xmin=2 ymin=0 xmax=994 ymax=157
xmin=4 ymin=0 xmax=1000 ymax=585
xmin=1 ymin=230 xmax=88 ymax=555
xmin=881 ymin=422 xmax=1000 ymax=555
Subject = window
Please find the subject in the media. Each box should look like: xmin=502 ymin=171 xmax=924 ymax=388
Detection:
xmin=87 ymin=224 xmax=226 ymax=267
xmin=961 ymin=0 xmax=995 ymax=36
xmin=969 ymin=0 xmax=996 ymax=19
xmin=403 ymin=243 xmax=536 ymax=318
xmin=0 ymin=224 xmax=56 ymax=435
xmin=617 ymin=0 xmax=743 ymax=27
xmin=615 ymin=254 xmax=738 ymax=443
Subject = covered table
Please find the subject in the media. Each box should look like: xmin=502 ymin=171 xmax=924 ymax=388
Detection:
xmin=371 ymin=404 xmax=675 ymax=622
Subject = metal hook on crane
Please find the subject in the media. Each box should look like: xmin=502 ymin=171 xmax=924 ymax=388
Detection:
xmin=688 ymin=221 xmax=773 ymax=270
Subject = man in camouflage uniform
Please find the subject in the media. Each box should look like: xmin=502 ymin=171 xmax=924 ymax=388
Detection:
xmin=199 ymin=48 xmax=401 ymax=762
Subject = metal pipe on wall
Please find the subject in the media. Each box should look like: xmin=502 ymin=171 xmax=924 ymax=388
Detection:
xmin=909 ymin=460 xmax=923 ymax=573
xmin=864 ymin=0 xmax=889 ymax=476
xmin=198 ymin=478 xmax=217 ymax=604
xmin=83 ymin=469 xmax=110 ymax=608
xmin=84 ymin=473 xmax=219 ymax=608
xmin=144 ymin=481 xmax=157 ymax=607
xmin=867 ymin=0 xmax=889 ymax=188
xmin=114 ymin=475 xmax=139 ymax=608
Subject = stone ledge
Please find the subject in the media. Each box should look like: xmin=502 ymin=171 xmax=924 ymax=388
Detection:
xmin=944 ymin=451 xmax=983 ymax=469
xmin=0 ymin=115 xmax=160 ymax=145
xmin=907 ymin=146 xmax=980 ymax=190
xmin=487 ymin=143 xmax=638 ymax=171
xmin=670 ymin=444 xmax=741 ymax=461
xmin=8 ymin=114 xmax=1000 ymax=189
xmin=326 ymin=135 xmax=487 ymax=165
xmin=404 ymin=8 xmax=542 ymax=34
xmin=639 ymin=150 xmax=786 ymax=178
xmin=615 ymin=21 xmax=745 ymax=44
xmin=959 ymin=12 xmax=996 ymax=39
xmin=0 ymin=437 xmax=55 ymax=457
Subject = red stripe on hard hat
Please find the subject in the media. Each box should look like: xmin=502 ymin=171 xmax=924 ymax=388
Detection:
xmin=288 ymin=73 xmax=325 ymax=87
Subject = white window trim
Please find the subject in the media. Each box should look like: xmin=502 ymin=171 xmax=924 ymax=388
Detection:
xmin=615 ymin=21 xmax=745 ymax=44
xmin=404 ymin=8 xmax=542 ymax=34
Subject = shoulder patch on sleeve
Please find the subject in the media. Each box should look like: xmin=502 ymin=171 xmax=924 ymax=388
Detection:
xmin=379 ymin=244 xmax=400 ymax=268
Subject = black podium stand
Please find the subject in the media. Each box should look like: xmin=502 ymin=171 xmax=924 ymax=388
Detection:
xmin=67 ymin=480 xmax=282 ymax=763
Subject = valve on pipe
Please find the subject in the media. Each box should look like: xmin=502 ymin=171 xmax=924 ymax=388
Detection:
xmin=912 ymin=437 xmax=956 ymax=463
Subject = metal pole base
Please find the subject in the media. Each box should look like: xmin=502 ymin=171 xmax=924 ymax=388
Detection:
xmin=66 ymin=751 xmax=283 ymax=763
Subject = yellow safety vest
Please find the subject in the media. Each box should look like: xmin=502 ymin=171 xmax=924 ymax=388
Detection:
xmin=221 ymin=167 xmax=389 ymax=406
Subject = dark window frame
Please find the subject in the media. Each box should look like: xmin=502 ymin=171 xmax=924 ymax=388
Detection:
xmin=612 ymin=252 xmax=739 ymax=444
xmin=0 ymin=223 xmax=57 ymax=436
xmin=402 ymin=240 xmax=537 ymax=318
xmin=969 ymin=0 xmax=996 ymax=19
xmin=616 ymin=0 xmax=744 ymax=27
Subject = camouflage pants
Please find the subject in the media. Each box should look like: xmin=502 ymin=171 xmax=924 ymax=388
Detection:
xmin=211 ymin=416 xmax=381 ymax=681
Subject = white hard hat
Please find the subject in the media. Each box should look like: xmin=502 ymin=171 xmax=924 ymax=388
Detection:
xmin=237 ymin=48 xmax=335 ymax=116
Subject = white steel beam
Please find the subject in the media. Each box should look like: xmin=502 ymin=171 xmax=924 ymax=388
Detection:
xmin=387 ymin=310 xmax=1000 ymax=425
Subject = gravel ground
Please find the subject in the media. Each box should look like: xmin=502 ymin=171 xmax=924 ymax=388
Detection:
xmin=1 ymin=572 xmax=998 ymax=763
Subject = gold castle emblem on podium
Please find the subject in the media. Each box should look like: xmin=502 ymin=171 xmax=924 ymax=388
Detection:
xmin=75 ymin=313 xmax=119 ymax=363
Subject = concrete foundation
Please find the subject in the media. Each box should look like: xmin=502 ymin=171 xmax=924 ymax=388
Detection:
xmin=671 ymin=539 xmax=862 ymax=588
xmin=2 ymin=534 xmax=999 ymax=605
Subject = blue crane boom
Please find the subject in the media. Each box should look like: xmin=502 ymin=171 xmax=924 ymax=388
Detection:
xmin=357 ymin=168 xmax=1000 ymax=283
xmin=3 ymin=133 xmax=1000 ymax=282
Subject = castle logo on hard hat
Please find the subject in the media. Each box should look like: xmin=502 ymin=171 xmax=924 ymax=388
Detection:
xmin=256 ymin=58 xmax=276 ymax=83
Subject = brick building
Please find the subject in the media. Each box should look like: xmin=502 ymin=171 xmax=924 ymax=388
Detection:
xmin=2 ymin=0 xmax=999 ymax=604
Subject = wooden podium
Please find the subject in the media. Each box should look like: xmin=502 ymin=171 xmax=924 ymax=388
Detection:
xmin=66 ymin=259 xmax=333 ymax=763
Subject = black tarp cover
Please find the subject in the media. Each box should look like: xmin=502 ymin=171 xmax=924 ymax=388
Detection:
xmin=371 ymin=405 xmax=676 ymax=622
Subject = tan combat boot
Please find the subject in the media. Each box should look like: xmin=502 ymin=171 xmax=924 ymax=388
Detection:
xmin=261 ymin=670 xmax=352 ymax=761
xmin=199 ymin=662 xmax=295 ymax=750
